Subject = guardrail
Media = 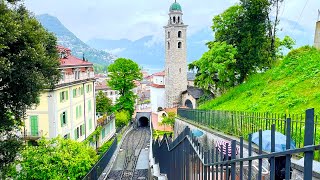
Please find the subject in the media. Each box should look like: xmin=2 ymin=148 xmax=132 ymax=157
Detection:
xmin=154 ymin=108 xmax=319 ymax=179
xmin=177 ymin=108 xmax=320 ymax=161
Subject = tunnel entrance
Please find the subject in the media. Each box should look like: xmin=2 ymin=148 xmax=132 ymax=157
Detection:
xmin=185 ymin=99 xmax=193 ymax=109
xmin=138 ymin=116 xmax=150 ymax=127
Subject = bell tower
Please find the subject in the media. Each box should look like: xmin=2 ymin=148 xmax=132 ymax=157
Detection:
xmin=164 ymin=1 xmax=188 ymax=108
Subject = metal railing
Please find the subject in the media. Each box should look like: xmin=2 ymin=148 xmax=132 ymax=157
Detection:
xmin=153 ymin=108 xmax=319 ymax=180
xmin=177 ymin=108 xmax=320 ymax=161
xmin=82 ymin=135 xmax=118 ymax=180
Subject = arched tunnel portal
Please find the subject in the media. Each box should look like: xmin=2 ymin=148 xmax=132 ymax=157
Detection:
xmin=138 ymin=116 xmax=150 ymax=127
xmin=136 ymin=112 xmax=151 ymax=127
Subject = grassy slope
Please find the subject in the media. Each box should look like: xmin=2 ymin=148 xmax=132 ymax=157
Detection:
xmin=200 ymin=46 xmax=320 ymax=115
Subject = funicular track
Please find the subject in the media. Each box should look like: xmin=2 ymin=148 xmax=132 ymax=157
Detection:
xmin=107 ymin=127 xmax=150 ymax=180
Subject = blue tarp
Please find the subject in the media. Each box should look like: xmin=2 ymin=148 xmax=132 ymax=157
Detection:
xmin=251 ymin=130 xmax=296 ymax=152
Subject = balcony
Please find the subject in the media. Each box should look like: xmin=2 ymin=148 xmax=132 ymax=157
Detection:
xmin=97 ymin=114 xmax=115 ymax=126
xmin=22 ymin=130 xmax=43 ymax=140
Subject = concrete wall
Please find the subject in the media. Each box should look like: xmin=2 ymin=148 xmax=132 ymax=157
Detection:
xmin=150 ymin=87 xmax=165 ymax=113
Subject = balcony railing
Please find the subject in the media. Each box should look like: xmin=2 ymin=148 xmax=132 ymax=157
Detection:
xmin=22 ymin=130 xmax=43 ymax=140
xmin=97 ymin=114 xmax=115 ymax=126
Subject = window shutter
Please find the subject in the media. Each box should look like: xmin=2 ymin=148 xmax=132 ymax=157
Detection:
xmin=81 ymin=87 xmax=84 ymax=95
xmin=76 ymin=106 xmax=78 ymax=119
xmin=60 ymin=92 xmax=62 ymax=102
xmin=60 ymin=113 xmax=63 ymax=127
xmin=74 ymin=129 xmax=77 ymax=140
xmin=82 ymin=124 xmax=85 ymax=135
xmin=66 ymin=91 xmax=68 ymax=100
xmin=89 ymin=118 xmax=92 ymax=130
xmin=65 ymin=111 xmax=68 ymax=124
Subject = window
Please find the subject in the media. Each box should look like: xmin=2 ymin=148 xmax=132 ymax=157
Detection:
xmin=60 ymin=90 xmax=68 ymax=102
xmin=80 ymin=125 xmax=83 ymax=136
xmin=74 ymin=70 xmax=80 ymax=80
xmin=110 ymin=91 xmax=113 ymax=96
xmin=89 ymin=118 xmax=92 ymax=130
xmin=173 ymin=16 xmax=176 ymax=23
xmin=73 ymin=88 xmax=77 ymax=98
xmin=75 ymin=127 xmax=79 ymax=140
xmin=178 ymin=31 xmax=182 ymax=38
xmin=88 ymin=100 xmax=92 ymax=112
xmin=178 ymin=42 xmax=182 ymax=48
xmin=81 ymin=124 xmax=85 ymax=136
xmin=102 ymin=128 xmax=105 ymax=138
xmin=178 ymin=16 xmax=180 ymax=23
xmin=76 ymin=105 xmax=82 ymax=119
xmin=168 ymin=31 xmax=170 ymax=38
xmin=64 ymin=133 xmax=70 ymax=139
xmin=61 ymin=72 xmax=65 ymax=81
xmin=179 ymin=68 xmax=181 ymax=73
xmin=86 ymin=84 xmax=92 ymax=93
xmin=168 ymin=42 xmax=170 ymax=50
xmin=60 ymin=111 xmax=67 ymax=127
xmin=81 ymin=87 xmax=84 ymax=95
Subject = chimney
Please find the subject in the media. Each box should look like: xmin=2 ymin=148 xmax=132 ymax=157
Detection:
xmin=314 ymin=10 xmax=320 ymax=49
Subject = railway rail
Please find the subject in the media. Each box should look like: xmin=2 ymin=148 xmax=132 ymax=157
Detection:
xmin=107 ymin=127 xmax=150 ymax=180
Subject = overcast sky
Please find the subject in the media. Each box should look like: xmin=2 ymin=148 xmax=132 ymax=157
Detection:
xmin=24 ymin=0 xmax=320 ymax=43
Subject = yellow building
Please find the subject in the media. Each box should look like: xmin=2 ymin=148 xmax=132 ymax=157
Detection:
xmin=24 ymin=46 xmax=96 ymax=142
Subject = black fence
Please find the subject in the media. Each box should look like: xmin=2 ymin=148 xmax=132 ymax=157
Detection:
xmin=82 ymin=135 xmax=118 ymax=180
xmin=177 ymin=108 xmax=320 ymax=161
xmin=153 ymin=108 xmax=320 ymax=180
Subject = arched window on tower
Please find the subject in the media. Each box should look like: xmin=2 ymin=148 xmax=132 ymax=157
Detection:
xmin=168 ymin=31 xmax=170 ymax=38
xmin=178 ymin=42 xmax=182 ymax=48
xmin=178 ymin=31 xmax=182 ymax=38
xmin=173 ymin=16 xmax=176 ymax=23
xmin=168 ymin=42 xmax=170 ymax=50
xmin=178 ymin=16 xmax=180 ymax=23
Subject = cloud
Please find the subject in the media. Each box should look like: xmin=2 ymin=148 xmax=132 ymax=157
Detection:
xmin=24 ymin=0 xmax=319 ymax=44
xmin=104 ymin=48 xmax=126 ymax=54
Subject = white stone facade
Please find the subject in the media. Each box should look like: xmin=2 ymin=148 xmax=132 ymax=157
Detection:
xmin=150 ymin=86 xmax=165 ymax=113
xmin=164 ymin=8 xmax=188 ymax=108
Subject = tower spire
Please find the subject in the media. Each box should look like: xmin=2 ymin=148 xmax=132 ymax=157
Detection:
xmin=318 ymin=9 xmax=320 ymax=21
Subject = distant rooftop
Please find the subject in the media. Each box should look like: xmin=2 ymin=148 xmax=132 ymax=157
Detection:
xmin=58 ymin=45 xmax=93 ymax=67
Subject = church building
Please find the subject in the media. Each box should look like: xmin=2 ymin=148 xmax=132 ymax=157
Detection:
xmin=150 ymin=1 xmax=205 ymax=113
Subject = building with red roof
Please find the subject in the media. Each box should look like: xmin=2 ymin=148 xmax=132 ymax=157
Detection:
xmin=25 ymin=46 xmax=115 ymax=148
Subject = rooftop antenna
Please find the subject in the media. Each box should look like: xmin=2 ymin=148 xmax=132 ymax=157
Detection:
xmin=82 ymin=53 xmax=86 ymax=61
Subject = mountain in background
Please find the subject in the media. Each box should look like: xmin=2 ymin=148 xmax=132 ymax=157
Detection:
xmin=87 ymin=28 xmax=213 ymax=72
xmin=87 ymin=18 xmax=313 ymax=73
xmin=36 ymin=14 xmax=116 ymax=65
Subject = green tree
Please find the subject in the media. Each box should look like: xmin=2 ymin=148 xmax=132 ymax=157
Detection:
xmin=107 ymin=58 xmax=142 ymax=115
xmin=211 ymin=0 xmax=272 ymax=82
xmin=160 ymin=112 xmax=176 ymax=130
xmin=0 ymin=1 xmax=60 ymax=175
xmin=189 ymin=41 xmax=237 ymax=93
xmin=8 ymin=137 xmax=98 ymax=180
xmin=115 ymin=110 xmax=130 ymax=128
xmin=96 ymin=90 xmax=113 ymax=114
